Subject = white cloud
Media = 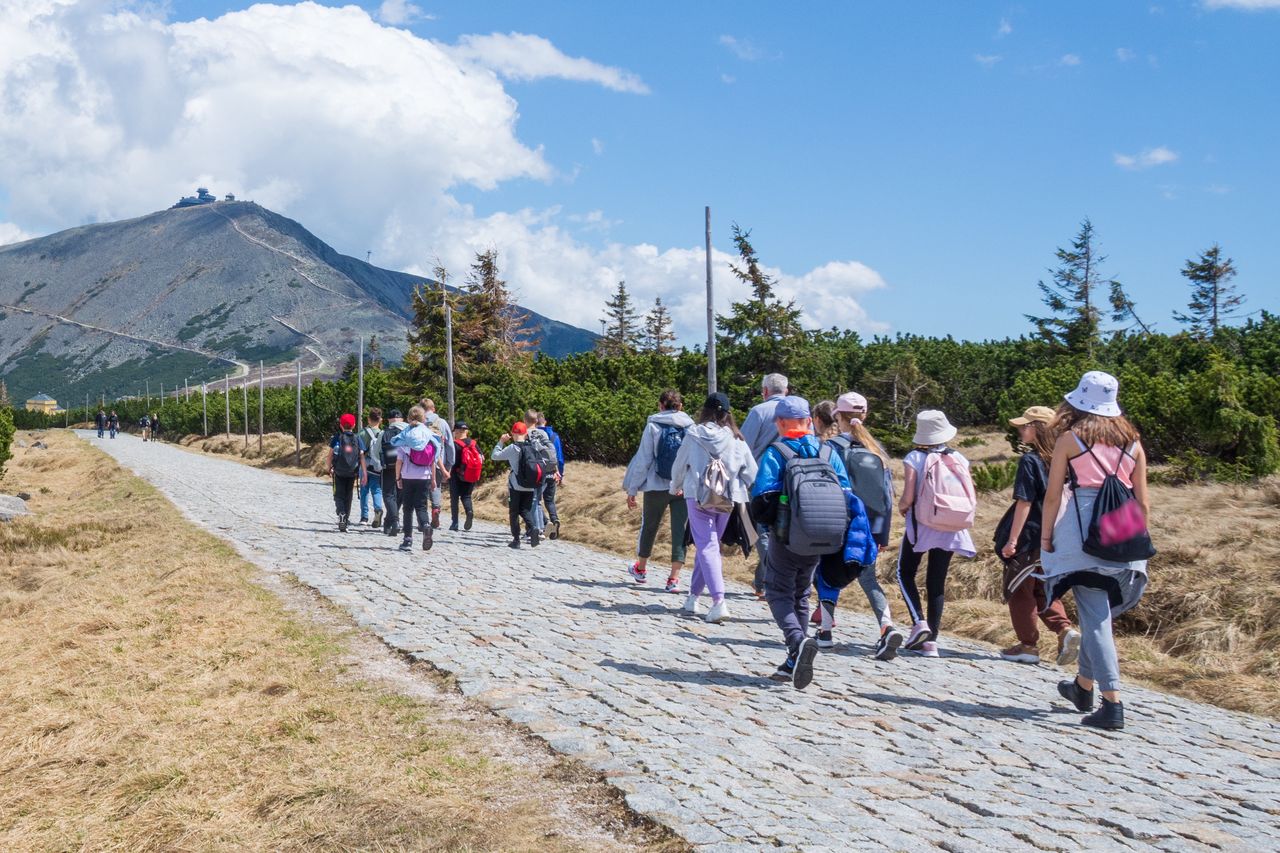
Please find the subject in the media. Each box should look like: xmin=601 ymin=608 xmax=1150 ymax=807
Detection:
xmin=450 ymin=32 xmax=649 ymax=93
xmin=1203 ymin=0 xmax=1280 ymax=9
xmin=1113 ymin=146 xmax=1179 ymax=170
xmin=590 ymin=137 xmax=604 ymax=155
xmin=376 ymin=0 xmax=430 ymax=26
xmin=974 ymin=53 xmax=1002 ymax=68
xmin=0 ymin=222 xmax=32 ymax=246
xmin=1205 ymin=183 xmax=1232 ymax=195
xmin=718 ymin=34 xmax=777 ymax=62
xmin=996 ymin=18 xmax=1013 ymax=37
xmin=1116 ymin=47 xmax=1136 ymax=61
xmin=1059 ymin=53 xmax=1082 ymax=66
xmin=720 ymin=73 xmax=736 ymax=84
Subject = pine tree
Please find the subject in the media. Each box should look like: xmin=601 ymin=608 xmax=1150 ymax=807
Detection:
xmin=642 ymin=296 xmax=676 ymax=356
xmin=597 ymin=280 xmax=641 ymax=356
xmin=368 ymin=334 xmax=383 ymax=370
xmin=716 ymin=223 xmax=805 ymax=373
xmin=1174 ymin=244 xmax=1244 ymax=338
xmin=455 ymin=249 xmax=535 ymax=367
xmin=1027 ymin=218 xmax=1131 ymax=358
xmin=399 ymin=278 xmax=449 ymax=392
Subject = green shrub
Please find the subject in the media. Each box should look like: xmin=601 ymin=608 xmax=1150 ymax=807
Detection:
xmin=971 ymin=459 xmax=1018 ymax=493
xmin=0 ymin=406 xmax=14 ymax=479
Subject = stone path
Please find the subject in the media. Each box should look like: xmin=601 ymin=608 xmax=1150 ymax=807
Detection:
xmin=86 ymin=432 xmax=1280 ymax=852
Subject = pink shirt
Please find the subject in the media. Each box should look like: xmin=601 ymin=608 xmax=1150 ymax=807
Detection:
xmin=1068 ymin=435 xmax=1137 ymax=489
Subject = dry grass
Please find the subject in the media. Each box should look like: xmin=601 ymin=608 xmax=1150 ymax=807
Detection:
xmin=0 ymin=432 xmax=681 ymax=852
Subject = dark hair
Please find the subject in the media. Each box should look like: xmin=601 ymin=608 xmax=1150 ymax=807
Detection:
xmin=367 ymin=406 xmax=382 ymax=422
xmin=1021 ymin=420 xmax=1056 ymax=464
xmin=812 ymin=400 xmax=838 ymax=440
xmin=659 ymin=389 xmax=684 ymax=411
xmin=697 ymin=403 xmax=743 ymax=439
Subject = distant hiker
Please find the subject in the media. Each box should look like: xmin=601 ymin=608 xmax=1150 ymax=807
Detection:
xmin=622 ymin=390 xmax=694 ymax=591
xmin=140 ymin=414 xmax=151 ymax=441
xmin=493 ymin=421 xmax=541 ymax=549
xmin=328 ymin=413 xmax=368 ymax=532
xmin=95 ymin=408 xmax=106 ymax=438
xmin=1041 ymin=372 xmax=1153 ymax=731
xmin=108 ymin=410 xmax=119 ymax=439
xmin=379 ymin=409 xmax=406 ymax=537
xmin=816 ymin=392 xmax=905 ymax=659
xmin=896 ymin=410 xmax=977 ymax=659
xmin=668 ymin=392 xmax=757 ymax=623
xmin=420 ymin=398 xmax=453 ymax=531
xmin=996 ymin=406 xmax=1081 ymax=667
xmin=448 ymin=421 xmax=483 ymax=531
xmin=537 ymin=412 xmax=565 ymax=539
xmin=390 ymin=406 xmax=438 ymax=552
xmin=740 ymin=372 xmax=790 ymax=599
xmin=358 ymin=408 xmax=385 ymax=528
xmin=524 ymin=410 xmax=561 ymax=540
xmin=751 ymin=395 xmax=852 ymax=690
xmin=151 ymin=413 xmax=162 ymax=442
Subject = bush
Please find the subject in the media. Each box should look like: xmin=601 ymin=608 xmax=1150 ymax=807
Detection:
xmin=971 ymin=459 xmax=1018 ymax=493
xmin=0 ymin=406 xmax=13 ymax=479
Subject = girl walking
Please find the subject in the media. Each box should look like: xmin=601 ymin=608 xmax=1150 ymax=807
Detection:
xmin=997 ymin=406 xmax=1081 ymax=666
xmin=667 ymin=392 xmax=757 ymax=623
xmin=391 ymin=406 xmax=438 ymax=553
xmin=896 ymin=410 xmax=977 ymax=658
xmin=1041 ymin=371 xmax=1153 ymax=731
xmin=622 ymin=390 xmax=695 ymax=591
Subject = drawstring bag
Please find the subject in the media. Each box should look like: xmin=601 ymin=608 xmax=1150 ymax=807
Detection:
xmin=1072 ymin=442 xmax=1156 ymax=563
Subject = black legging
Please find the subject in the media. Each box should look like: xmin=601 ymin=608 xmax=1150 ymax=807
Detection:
xmin=895 ymin=534 xmax=954 ymax=639
xmin=450 ymin=473 xmax=475 ymax=526
xmin=382 ymin=472 xmax=400 ymax=531
xmin=508 ymin=488 xmax=536 ymax=539
xmin=332 ymin=475 xmax=356 ymax=518
xmin=401 ymin=478 xmax=431 ymax=538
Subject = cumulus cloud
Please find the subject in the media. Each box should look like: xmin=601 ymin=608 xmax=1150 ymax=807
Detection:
xmin=0 ymin=1 xmax=885 ymax=344
xmin=1059 ymin=53 xmax=1082 ymax=66
xmin=376 ymin=0 xmax=429 ymax=26
xmin=718 ymin=35 xmax=777 ymax=61
xmin=974 ymin=54 xmax=1002 ymax=68
xmin=996 ymin=18 xmax=1013 ymax=37
xmin=0 ymin=222 xmax=32 ymax=246
xmin=1203 ymin=0 xmax=1280 ymax=9
xmin=1116 ymin=47 xmax=1136 ymax=61
xmin=590 ymin=137 xmax=604 ymax=155
xmin=450 ymin=32 xmax=649 ymax=93
xmin=1114 ymin=146 xmax=1179 ymax=169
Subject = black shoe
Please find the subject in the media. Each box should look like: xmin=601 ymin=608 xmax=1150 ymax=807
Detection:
xmin=338 ymin=515 xmax=348 ymax=532
xmin=398 ymin=538 xmax=413 ymax=552
xmin=448 ymin=522 xmax=459 ymax=532
xmin=464 ymin=515 xmax=473 ymax=531
xmin=874 ymin=626 xmax=904 ymax=662
xmin=508 ymin=538 xmax=521 ymax=549
xmin=422 ymin=527 xmax=433 ymax=551
xmin=770 ymin=657 xmax=795 ymax=682
xmin=1058 ymin=678 xmax=1095 ymax=713
xmin=530 ymin=526 xmax=541 ymax=548
xmin=1082 ymin=697 xmax=1125 ymax=730
xmin=549 ymin=520 xmax=560 ymax=540
xmin=792 ymin=638 xmax=818 ymax=690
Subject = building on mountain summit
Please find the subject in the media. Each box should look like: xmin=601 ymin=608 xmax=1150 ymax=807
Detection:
xmin=172 ymin=187 xmax=218 ymax=208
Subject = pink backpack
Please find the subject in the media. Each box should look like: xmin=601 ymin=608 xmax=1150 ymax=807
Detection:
xmin=915 ymin=451 xmax=976 ymax=532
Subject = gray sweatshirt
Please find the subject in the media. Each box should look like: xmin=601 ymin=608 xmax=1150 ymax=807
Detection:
xmin=740 ymin=397 xmax=782 ymax=461
xmin=622 ymin=409 xmax=696 ymax=496
xmin=492 ymin=440 xmax=534 ymax=492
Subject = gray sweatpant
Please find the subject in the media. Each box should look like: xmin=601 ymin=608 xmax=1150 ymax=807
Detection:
xmin=1075 ymin=586 xmax=1121 ymax=693
xmin=753 ymin=523 xmax=771 ymax=593
xmin=764 ymin=538 xmax=819 ymax=654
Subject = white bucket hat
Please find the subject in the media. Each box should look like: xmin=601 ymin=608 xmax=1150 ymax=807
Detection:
xmin=913 ymin=410 xmax=957 ymax=446
xmin=1064 ymin=370 xmax=1122 ymax=418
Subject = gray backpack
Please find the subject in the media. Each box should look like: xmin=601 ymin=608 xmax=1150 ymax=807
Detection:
xmin=772 ymin=442 xmax=849 ymax=556
xmin=827 ymin=435 xmax=889 ymax=519
xmin=361 ymin=426 xmax=383 ymax=473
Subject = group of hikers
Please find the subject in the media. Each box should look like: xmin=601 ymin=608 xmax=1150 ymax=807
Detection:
xmin=621 ymin=370 xmax=1153 ymax=731
xmin=93 ymin=409 xmax=164 ymax=441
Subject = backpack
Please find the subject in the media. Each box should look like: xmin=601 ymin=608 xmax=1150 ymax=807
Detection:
xmin=828 ymin=435 xmax=890 ymax=525
xmin=529 ymin=429 xmax=557 ymax=469
xmin=654 ymin=424 xmax=686 ymax=481
xmin=693 ymin=436 xmax=735 ymax=513
xmin=515 ymin=441 xmax=545 ymax=489
xmin=915 ymin=450 xmax=976 ymax=532
xmin=360 ymin=427 xmax=383 ymax=473
xmin=772 ymin=442 xmax=850 ymax=556
xmin=408 ymin=439 xmax=436 ymax=469
xmin=1071 ymin=441 xmax=1156 ymax=563
xmin=333 ymin=430 xmax=362 ymax=477
xmin=457 ymin=438 xmax=484 ymax=483
xmin=380 ymin=422 xmax=403 ymax=468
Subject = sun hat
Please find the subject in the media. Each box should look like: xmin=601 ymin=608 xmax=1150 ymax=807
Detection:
xmin=339 ymin=413 xmax=356 ymax=430
xmin=774 ymin=395 xmax=811 ymax=420
xmin=1064 ymin=371 xmax=1122 ymax=418
xmin=835 ymin=392 xmax=868 ymax=414
xmin=511 ymin=421 xmax=528 ymax=435
xmin=703 ymin=391 xmax=731 ymax=414
xmin=912 ymin=410 xmax=957 ymax=446
xmin=1008 ymin=406 xmax=1056 ymax=427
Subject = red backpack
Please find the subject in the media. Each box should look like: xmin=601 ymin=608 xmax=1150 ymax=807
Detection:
xmin=457 ymin=438 xmax=484 ymax=483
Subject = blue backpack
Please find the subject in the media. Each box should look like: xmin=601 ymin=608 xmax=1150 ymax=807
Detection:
xmin=654 ymin=424 xmax=686 ymax=480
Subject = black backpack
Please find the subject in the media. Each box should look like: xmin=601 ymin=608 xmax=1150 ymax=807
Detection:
xmin=515 ymin=441 xmax=545 ymax=489
xmin=333 ymin=431 xmax=362 ymax=477
xmin=771 ymin=442 xmax=850 ymax=556
xmin=380 ymin=423 xmax=403 ymax=468
xmin=654 ymin=424 xmax=686 ymax=481
xmin=1071 ymin=442 xmax=1156 ymax=563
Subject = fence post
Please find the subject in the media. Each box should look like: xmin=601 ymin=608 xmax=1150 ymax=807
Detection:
xmin=295 ymin=360 xmax=302 ymax=468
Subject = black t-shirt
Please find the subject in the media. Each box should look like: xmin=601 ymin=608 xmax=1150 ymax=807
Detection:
xmin=1012 ymin=453 xmax=1048 ymax=504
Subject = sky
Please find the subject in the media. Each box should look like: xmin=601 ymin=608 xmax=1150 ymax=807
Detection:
xmin=1 ymin=0 xmax=1277 ymax=345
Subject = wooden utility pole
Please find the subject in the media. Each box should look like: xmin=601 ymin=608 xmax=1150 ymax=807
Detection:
xmin=705 ymin=205 xmax=717 ymax=393
xmin=224 ymin=375 xmax=231 ymax=435
xmin=295 ymin=360 xmax=302 ymax=468
xmin=258 ymin=360 xmax=264 ymax=454
xmin=445 ymin=301 xmax=456 ymax=425
xmin=201 ymin=383 xmax=208 ymax=437
xmin=242 ymin=378 xmax=248 ymax=448
xmin=357 ymin=336 xmax=364 ymax=427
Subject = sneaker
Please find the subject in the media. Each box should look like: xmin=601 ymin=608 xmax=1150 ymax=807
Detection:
xmin=338 ymin=515 xmax=348 ymax=533
xmin=448 ymin=522 xmax=459 ymax=532
xmin=508 ymin=538 xmax=521 ymax=550
xmin=357 ymin=517 xmax=368 ymax=526
xmin=754 ymin=589 xmax=766 ymax=602
xmin=815 ymin=630 xmax=834 ymax=649
xmin=682 ymin=593 xmax=700 ymax=614
xmin=422 ymin=527 xmax=433 ymax=551
xmin=705 ymin=600 xmax=730 ymax=624
xmin=628 ymin=562 xmax=647 ymax=584
xmin=1058 ymin=678 xmax=1095 ymax=713
xmin=770 ymin=657 xmax=795 ymax=682
xmin=386 ymin=525 xmax=400 ymax=537
xmin=874 ymin=626 xmax=904 ymax=661
xmin=792 ymin=638 xmax=818 ymax=690
xmin=431 ymin=508 xmax=441 ymax=529
xmin=1081 ymin=697 xmax=1125 ymax=731
xmin=1057 ymin=629 xmax=1082 ymax=668
xmin=530 ymin=527 xmax=541 ymax=548
xmin=372 ymin=510 xmax=382 ymax=528
xmin=549 ymin=520 xmax=560 ymax=540
xmin=1001 ymin=643 xmax=1041 ymax=665
xmin=398 ymin=538 xmax=413 ymax=552
xmin=904 ymin=620 xmax=932 ymax=651
xmin=664 ymin=576 xmax=680 ymax=593
xmin=464 ymin=515 xmax=473 ymax=531
xmin=919 ymin=641 xmax=940 ymax=658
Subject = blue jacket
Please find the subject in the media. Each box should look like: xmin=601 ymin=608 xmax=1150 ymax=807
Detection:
xmin=542 ymin=424 xmax=566 ymax=475
xmin=842 ymin=490 xmax=879 ymax=567
xmin=751 ymin=433 xmax=851 ymax=497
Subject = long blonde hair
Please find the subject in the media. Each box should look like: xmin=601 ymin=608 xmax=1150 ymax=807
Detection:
xmin=836 ymin=410 xmax=890 ymax=464
xmin=1052 ymin=402 xmax=1139 ymax=448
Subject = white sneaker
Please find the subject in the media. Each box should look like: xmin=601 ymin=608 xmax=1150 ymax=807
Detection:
xmin=682 ymin=593 xmax=701 ymax=614
xmin=704 ymin=600 xmax=730 ymax=623
xmin=1057 ymin=628 xmax=1082 ymax=667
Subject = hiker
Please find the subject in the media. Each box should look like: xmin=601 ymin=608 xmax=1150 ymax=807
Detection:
xmin=358 ymin=408 xmax=385 ymax=528
xmin=622 ymin=390 xmax=695 ymax=591
xmin=812 ymin=400 xmax=839 ymax=441
xmin=667 ymin=392 xmax=757 ymax=623
xmin=95 ymin=408 xmax=106 ymax=438
xmin=327 ymin=413 xmax=368 ymax=532
xmin=390 ymin=405 xmax=439 ymax=552
xmin=816 ymin=392 xmax=906 ymax=659
xmin=996 ymin=406 xmax=1081 ymax=667
xmin=108 ymin=410 xmax=119 ymax=439
xmin=524 ymin=410 xmax=561 ymax=540
xmin=537 ymin=412 xmax=565 ymax=539
xmin=492 ymin=421 xmax=542 ymax=549
xmin=1041 ymin=371 xmax=1153 ymax=731
xmin=448 ymin=421 xmax=484 ymax=531
xmin=896 ymin=410 xmax=977 ymax=658
xmin=420 ymin=399 xmax=453 ymax=531
xmin=379 ymin=409 xmax=406 ymax=537
xmin=739 ymin=372 xmax=790 ymax=599
xmin=140 ymin=413 xmax=151 ymax=441
xmin=751 ymin=395 xmax=852 ymax=690
xmin=151 ymin=413 xmax=162 ymax=442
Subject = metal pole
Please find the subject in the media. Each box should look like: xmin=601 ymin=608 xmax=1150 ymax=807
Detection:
xmin=185 ymin=378 xmax=189 ymax=402
xmin=145 ymin=379 xmax=150 ymax=411
xmin=357 ymin=335 xmax=364 ymax=427
xmin=258 ymin=360 xmax=264 ymax=454
xmin=224 ymin=375 xmax=230 ymax=436
xmin=295 ymin=360 xmax=302 ymax=468
xmin=445 ymin=301 xmax=456 ymax=425
xmin=705 ymin=205 xmax=717 ymax=393
xmin=242 ymin=378 xmax=248 ymax=448
xmin=202 ymin=383 xmax=208 ymax=437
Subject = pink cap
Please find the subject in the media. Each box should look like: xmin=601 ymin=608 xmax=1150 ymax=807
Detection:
xmin=835 ymin=392 xmax=868 ymax=413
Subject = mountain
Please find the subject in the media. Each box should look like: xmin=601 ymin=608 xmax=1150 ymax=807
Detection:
xmin=0 ymin=200 xmax=597 ymax=404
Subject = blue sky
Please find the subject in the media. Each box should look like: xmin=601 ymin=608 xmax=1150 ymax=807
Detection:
xmin=2 ymin=0 xmax=1277 ymax=342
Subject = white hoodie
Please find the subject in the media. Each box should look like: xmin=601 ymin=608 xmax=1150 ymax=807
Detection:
xmin=622 ymin=409 xmax=696 ymax=495
xmin=667 ymin=422 xmax=757 ymax=505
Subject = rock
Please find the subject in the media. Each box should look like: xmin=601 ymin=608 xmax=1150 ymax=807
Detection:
xmin=32 ymin=441 xmax=48 ymax=449
xmin=16 ymin=492 xmax=32 ymax=501
xmin=16 ymin=439 xmax=27 ymax=448
xmin=0 ymin=495 xmax=30 ymax=522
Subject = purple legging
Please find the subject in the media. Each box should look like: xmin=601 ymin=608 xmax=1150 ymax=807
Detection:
xmin=686 ymin=499 xmax=730 ymax=603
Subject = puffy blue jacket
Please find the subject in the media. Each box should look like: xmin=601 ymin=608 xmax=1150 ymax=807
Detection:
xmin=842 ymin=490 xmax=879 ymax=567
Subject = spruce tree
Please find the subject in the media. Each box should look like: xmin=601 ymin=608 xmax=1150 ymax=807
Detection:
xmin=1027 ymin=218 xmax=1132 ymax=358
xmin=642 ymin=296 xmax=676 ymax=356
xmin=1174 ymin=244 xmax=1244 ymax=338
xmin=716 ymin=223 xmax=805 ymax=373
xmin=455 ymin=249 xmax=534 ymax=366
xmin=597 ymin=280 xmax=641 ymax=356
xmin=399 ymin=278 xmax=449 ymax=392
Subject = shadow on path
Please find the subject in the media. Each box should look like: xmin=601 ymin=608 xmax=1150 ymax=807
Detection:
xmin=600 ymin=658 xmax=777 ymax=689
xmin=853 ymin=690 xmax=1054 ymax=722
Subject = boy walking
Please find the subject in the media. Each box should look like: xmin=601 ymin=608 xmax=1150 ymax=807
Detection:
xmin=750 ymin=396 xmax=852 ymax=690
xmin=328 ymin=413 xmax=367 ymax=532
xmin=380 ymin=409 xmax=405 ymax=536
xmin=358 ymin=408 xmax=385 ymax=527
xmin=492 ymin=421 xmax=541 ymax=549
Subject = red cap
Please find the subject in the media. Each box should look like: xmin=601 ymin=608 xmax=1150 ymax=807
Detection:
xmin=511 ymin=421 xmax=528 ymax=435
xmin=339 ymin=413 xmax=357 ymax=430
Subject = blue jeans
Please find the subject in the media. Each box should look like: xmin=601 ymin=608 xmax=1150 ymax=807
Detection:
xmin=360 ymin=471 xmax=384 ymax=519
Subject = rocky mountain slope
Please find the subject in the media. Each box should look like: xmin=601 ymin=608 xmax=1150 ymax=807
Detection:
xmin=0 ymin=201 xmax=595 ymax=402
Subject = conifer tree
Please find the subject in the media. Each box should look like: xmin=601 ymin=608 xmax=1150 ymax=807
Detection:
xmin=597 ymin=280 xmax=641 ymax=356
xmin=642 ymin=296 xmax=677 ymax=356
xmin=1174 ymin=244 xmax=1244 ymax=338
xmin=1027 ymin=218 xmax=1134 ymax=358
xmin=455 ymin=249 xmax=534 ymax=366
xmin=399 ymin=277 xmax=449 ymax=392
xmin=716 ymin=223 xmax=805 ymax=373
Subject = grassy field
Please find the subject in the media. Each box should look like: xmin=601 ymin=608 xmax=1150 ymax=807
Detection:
xmin=0 ymin=432 xmax=680 ymax=852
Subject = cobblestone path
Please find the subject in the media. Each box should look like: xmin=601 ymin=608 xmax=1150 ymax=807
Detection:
xmin=87 ymin=433 xmax=1280 ymax=852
